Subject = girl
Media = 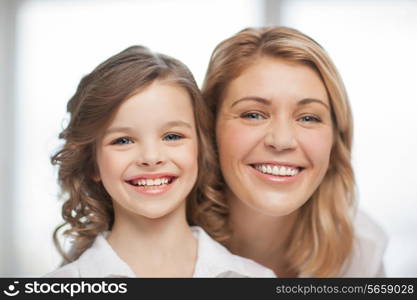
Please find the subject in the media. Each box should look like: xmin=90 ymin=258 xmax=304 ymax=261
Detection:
xmin=46 ymin=45 xmax=275 ymax=277
xmin=197 ymin=26 xmax=387 ymax=277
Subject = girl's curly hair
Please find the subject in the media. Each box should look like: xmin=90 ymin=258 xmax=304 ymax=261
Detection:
xmin=51 ymin=45 xmax=222 ymax=263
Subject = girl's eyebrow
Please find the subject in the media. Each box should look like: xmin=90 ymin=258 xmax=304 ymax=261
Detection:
xmin=104 ymin=126 xmax=134 ymax=136
xmin=104 ymin=120 xmax=193 ymax=136
xmin=163 ymin=120 xmax=193 ymax=129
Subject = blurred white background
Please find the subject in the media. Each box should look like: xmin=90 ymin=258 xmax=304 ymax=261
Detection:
xmin=0 ymin=0 xmax=416 ymax=277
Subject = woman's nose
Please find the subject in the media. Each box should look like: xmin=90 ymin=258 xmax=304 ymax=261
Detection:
xmin=264 ymin=118 xmax=297 ymax=152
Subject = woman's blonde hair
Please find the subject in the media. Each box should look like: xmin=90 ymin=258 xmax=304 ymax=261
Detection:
xmin=52 ymin=45 xmax=220 ymax=263
xmin=199 ymin=26 xmax=355 ymax=277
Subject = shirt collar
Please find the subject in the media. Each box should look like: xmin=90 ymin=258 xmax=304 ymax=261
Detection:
xmin=76 ymin=226 xmax=268 ymax=277
xmin=77 ymin=232 xmax=136 ymax=278
xmin=190 ymin=226 xmax=264 ymax=277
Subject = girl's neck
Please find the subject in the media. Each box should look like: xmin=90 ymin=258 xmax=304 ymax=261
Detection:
xmin=226 ymin=191 xmax=298 ymax=277
xmin=107 ymin=202 xmax=197 ymax=277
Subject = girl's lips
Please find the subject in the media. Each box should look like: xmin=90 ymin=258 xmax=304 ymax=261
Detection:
xmin=125 ymin=173 xmax=177 ymax=181
xmin=248 ymin=164 xmax=303 ymax=184
xmin=124 ymin=173 xmax=178 ymax=195
xmin=126 ymin=177 xmax=177 ymax=196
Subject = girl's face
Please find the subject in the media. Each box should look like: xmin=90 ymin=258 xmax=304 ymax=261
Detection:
xmin=216 ymin=57 xmax=333 ymax=217
xmin=96 ymin=80 xmax=198 ymax=220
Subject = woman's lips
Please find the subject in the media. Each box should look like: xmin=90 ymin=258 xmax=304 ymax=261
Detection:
xmin=248 ymin=163 xmax=304 ymax=184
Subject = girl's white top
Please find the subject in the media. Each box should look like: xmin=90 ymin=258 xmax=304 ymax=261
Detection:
xmin=45 ymin=226 xmax=276 ymax=278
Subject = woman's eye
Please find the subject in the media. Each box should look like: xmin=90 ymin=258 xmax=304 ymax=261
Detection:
xmin=163 ymin=133 xmax=183 ymax=141
xmin=111 ymin=137 xmax=133 ymax=145
xmin=298 ymin=115 xmax=321 ymax=123
xmin=241 ymin=112 xmax=266 ymax=120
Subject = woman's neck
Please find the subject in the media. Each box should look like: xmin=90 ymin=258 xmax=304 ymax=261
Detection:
xmin=226 ymin=192 xmax=298 ymax=277
xmin=107 ymin=202 xmax=197 ymax=277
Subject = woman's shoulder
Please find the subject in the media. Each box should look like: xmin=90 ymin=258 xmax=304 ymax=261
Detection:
xmin=339 ymin=210 xmax=388 ymax=277
xmin=354 ymin=210 xmax=387 ymax=242
xmin=43 ymin=260 xmax=81 ymax=277
xmin=191 ymin=226 xmax=276 ymax=277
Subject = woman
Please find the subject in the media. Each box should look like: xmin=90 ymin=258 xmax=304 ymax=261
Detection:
xmin=195 ymin=26 xmax=387 ymax=277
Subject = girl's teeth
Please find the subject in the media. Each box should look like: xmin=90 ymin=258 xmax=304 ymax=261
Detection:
xmin=132 ymin=177 xmax=172 ymax=186
xmin=254 ymin=164 xmax=299 ymax=176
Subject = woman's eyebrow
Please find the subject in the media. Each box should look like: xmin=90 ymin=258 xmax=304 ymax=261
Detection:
xmin=231 ymin=96 xmax=271 ymax=108
xmin=297 ymin=98 xmax=329 ymax=110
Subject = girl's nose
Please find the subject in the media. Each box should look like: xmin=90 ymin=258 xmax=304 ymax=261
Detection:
xmin=136 ymin=141 xmax=165 ymax=167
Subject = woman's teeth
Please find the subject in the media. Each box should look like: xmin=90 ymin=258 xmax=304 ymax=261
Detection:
xmin=254 ymin=164 xmax=300 ymax=176
xmin=130 ymin=177 xmax=172 ymax=187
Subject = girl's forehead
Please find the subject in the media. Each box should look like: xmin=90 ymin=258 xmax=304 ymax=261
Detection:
xmin=104 ymin=82 xmax=196 ymax=131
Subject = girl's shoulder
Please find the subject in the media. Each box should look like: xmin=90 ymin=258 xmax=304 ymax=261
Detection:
xmin=43 ymin=232 xmax=135 ymax=278
xmin=339 ymin=210 xmax=388 ymax=277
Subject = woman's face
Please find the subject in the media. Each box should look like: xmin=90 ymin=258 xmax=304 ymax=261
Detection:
xmin=216 ymin=57 xmax=333 ymax=216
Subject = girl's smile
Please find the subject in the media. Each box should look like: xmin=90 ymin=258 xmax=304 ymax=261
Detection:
xmin=125 ymin=173 xmax=178 ymax=196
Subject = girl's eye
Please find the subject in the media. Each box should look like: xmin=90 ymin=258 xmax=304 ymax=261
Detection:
xmin=163 ymin=133 xmax=183 ymax=141
xmin=298 ymin=115 xmax=321 ymax=123
xmin=241 ymin=112 xmax=267 ymax=120
xmin=111 ymin=137 xmax=134 ymax=145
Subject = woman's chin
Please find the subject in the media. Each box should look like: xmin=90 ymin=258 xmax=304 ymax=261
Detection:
xmin=243 ymin=192 xmax=309 ymax=218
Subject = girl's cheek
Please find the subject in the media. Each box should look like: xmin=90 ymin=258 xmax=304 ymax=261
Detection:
xmin=169 ymin=142 xmax=198 ymax=167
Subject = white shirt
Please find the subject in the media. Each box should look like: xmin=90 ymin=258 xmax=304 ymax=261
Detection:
xmin=45 ymin=226 xmax=276 ymax=278
xmin=337 ymin=210 xmax=388 ymax=277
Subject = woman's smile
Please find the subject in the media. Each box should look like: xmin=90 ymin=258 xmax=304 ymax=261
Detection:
xmin=248 ymin=162 xmax=304 ymax=184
